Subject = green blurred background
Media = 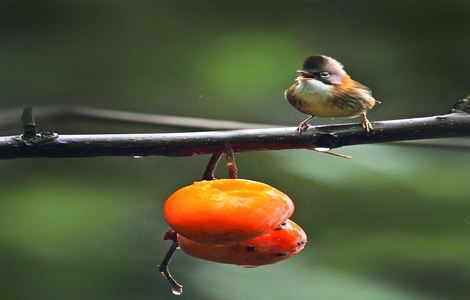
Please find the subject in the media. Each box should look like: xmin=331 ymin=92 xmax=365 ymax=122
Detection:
xmin=0 ymin=0 xmax=469 ymax=299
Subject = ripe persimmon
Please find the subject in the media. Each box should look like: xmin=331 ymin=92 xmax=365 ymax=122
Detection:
xmin=178 ymin=219 xmax=307 ymax=266
xmin=163 ymin=179 xmax=294 ymax=244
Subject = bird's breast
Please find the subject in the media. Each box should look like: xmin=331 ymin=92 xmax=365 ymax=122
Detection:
xmin=286 ymin=79 xmax=348 ymax=117
xmin=295 ymin=79 xmax=333 ymax=99
xmin=285 ymin=79 xmax=374 ymax=118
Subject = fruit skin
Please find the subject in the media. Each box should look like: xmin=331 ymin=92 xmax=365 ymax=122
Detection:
xmin=178 ymin=219 xmax=307 ymax=266
xmin=163 ymin=179 xmax=295 ymax=244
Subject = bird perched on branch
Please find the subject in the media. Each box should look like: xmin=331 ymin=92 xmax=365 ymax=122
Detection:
xmin=285 ymin=55 xmax=379 ymax=133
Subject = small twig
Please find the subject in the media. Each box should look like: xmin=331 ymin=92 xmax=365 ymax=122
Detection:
xmin=70 ymin=107 xmax=276 ymax=130
xmin=202 ymin=151 xmax=223 ymax=180
xmin=451 ymin=97 xmax=470 ymax=114
xmin=225 ymin=147 xmax=238 ymax=179
xmin=163 ymin=228 xmax=177 ymax=242
xmin=21 ymin=107 xmax=37 ymax=139
xmin=310 ymin=147 xmax=352 ymax=159
xmin=0 ymin=106 xmax=276 ymax=131
xmin=158 ymin=241 xmax=183 ymax=295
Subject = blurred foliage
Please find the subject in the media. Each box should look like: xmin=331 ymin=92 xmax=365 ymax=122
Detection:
xmin=0 ymin=0 xmax=469 ymax=300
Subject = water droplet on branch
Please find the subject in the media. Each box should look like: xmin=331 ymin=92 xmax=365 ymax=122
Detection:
xmin=171 ymin=287 xmax=183 ymax=295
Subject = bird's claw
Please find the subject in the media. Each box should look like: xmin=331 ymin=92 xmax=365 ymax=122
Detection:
xmin=361 ymin=118 xmax=374 ymax=134
xmin=296 ymin=122 xmax=310 ymax=134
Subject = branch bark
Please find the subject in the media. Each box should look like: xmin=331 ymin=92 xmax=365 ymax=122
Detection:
xmin=0 ymin=99 xmax=469 ymax=159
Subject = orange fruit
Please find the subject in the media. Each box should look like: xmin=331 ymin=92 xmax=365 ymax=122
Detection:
xmin=178 ymin=219 xmax=307 ymax=266
xmin=163 ymin=179 xmax=294 ymax=244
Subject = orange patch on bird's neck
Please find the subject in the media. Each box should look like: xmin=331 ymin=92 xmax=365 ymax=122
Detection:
xmin=339 ymin=75 xmax=354 ymax=89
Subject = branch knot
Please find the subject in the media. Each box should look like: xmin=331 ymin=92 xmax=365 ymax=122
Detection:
xmin=451 ymin=97 xmax=470 ymax=114
xmin=15 ymin=132 xmax=59 ymax=146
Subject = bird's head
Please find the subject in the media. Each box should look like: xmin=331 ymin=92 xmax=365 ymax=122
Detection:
xmin=296 ymin=55 xmax=347 ymax=85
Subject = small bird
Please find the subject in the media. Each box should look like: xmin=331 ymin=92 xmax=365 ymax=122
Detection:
xmin=284 ymin=55 xmax=379 ymax=133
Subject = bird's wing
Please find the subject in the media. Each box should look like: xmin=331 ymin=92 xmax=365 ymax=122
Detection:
xmin=354 ymin=81 xmax=372 ymax=95
xmin=355 ymin=80 xmax=382 ymax=104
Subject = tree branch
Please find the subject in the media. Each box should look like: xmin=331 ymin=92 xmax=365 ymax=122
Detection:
xmin=0 ymin=98 xmax=469 ymax=160
xmin=1 ymin=105 xmax=469 ymax=149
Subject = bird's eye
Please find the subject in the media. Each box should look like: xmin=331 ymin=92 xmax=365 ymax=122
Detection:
xmin=319 ymin=72 xmax=330 ymax=78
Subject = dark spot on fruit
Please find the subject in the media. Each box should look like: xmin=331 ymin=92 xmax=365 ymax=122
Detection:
xmin=245 ymin=245 xmax=255 ymax=251
xmin=281 ymin=222 xmax=287 ymax=226
xmin=274 ymin=226 xmax=283 ymax=230
xmin=297 ymin=240 xmax=306 ymax=246
xmin=275 ymin=253 xmax=287 ymax=256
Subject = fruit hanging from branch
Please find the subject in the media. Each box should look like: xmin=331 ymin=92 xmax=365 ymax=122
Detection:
xmin=163 ymin=179 xmax=295 ymax=244
xmin=158 ymin=149 xmax=308 ymax=295
xmin=178 ymin=219 xmax=307 ymax=267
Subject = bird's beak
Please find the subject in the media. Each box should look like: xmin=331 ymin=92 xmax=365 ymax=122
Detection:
xmin=296 ymin=70 xmax=314 ymax=78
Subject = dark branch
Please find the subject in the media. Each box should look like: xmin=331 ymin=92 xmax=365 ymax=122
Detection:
xmin=0 ymin=109 xmax=469 ymax=159
xmin=202 ymin=151 xmax=223 ymax=180
xmin=1 ymin=105 xmax=469 ymax=149
xmin=158 ymin=240 xmax=183 ymax=295
xmin=20 ymin=107 xmax=37 ymax=139
xmin=451 ymin=97 xmax=470 ymax=114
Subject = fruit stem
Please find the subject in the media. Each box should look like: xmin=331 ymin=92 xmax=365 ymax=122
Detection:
xmin=202 ymin=151 xmax=223 ymax=180
xmin=225 ymin=146 xmax=238 ymax=179
xmin=158 ymin=241 xmax=183 ymax=295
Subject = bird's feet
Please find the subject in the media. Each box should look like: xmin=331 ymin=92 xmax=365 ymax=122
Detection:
xmin=296 ymin=116 xmax=314 ymax=134
xmin=296 ymin=121 xmax=310 ymax=133
xmin=361 ymin=113 xmax=374 ymax=134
